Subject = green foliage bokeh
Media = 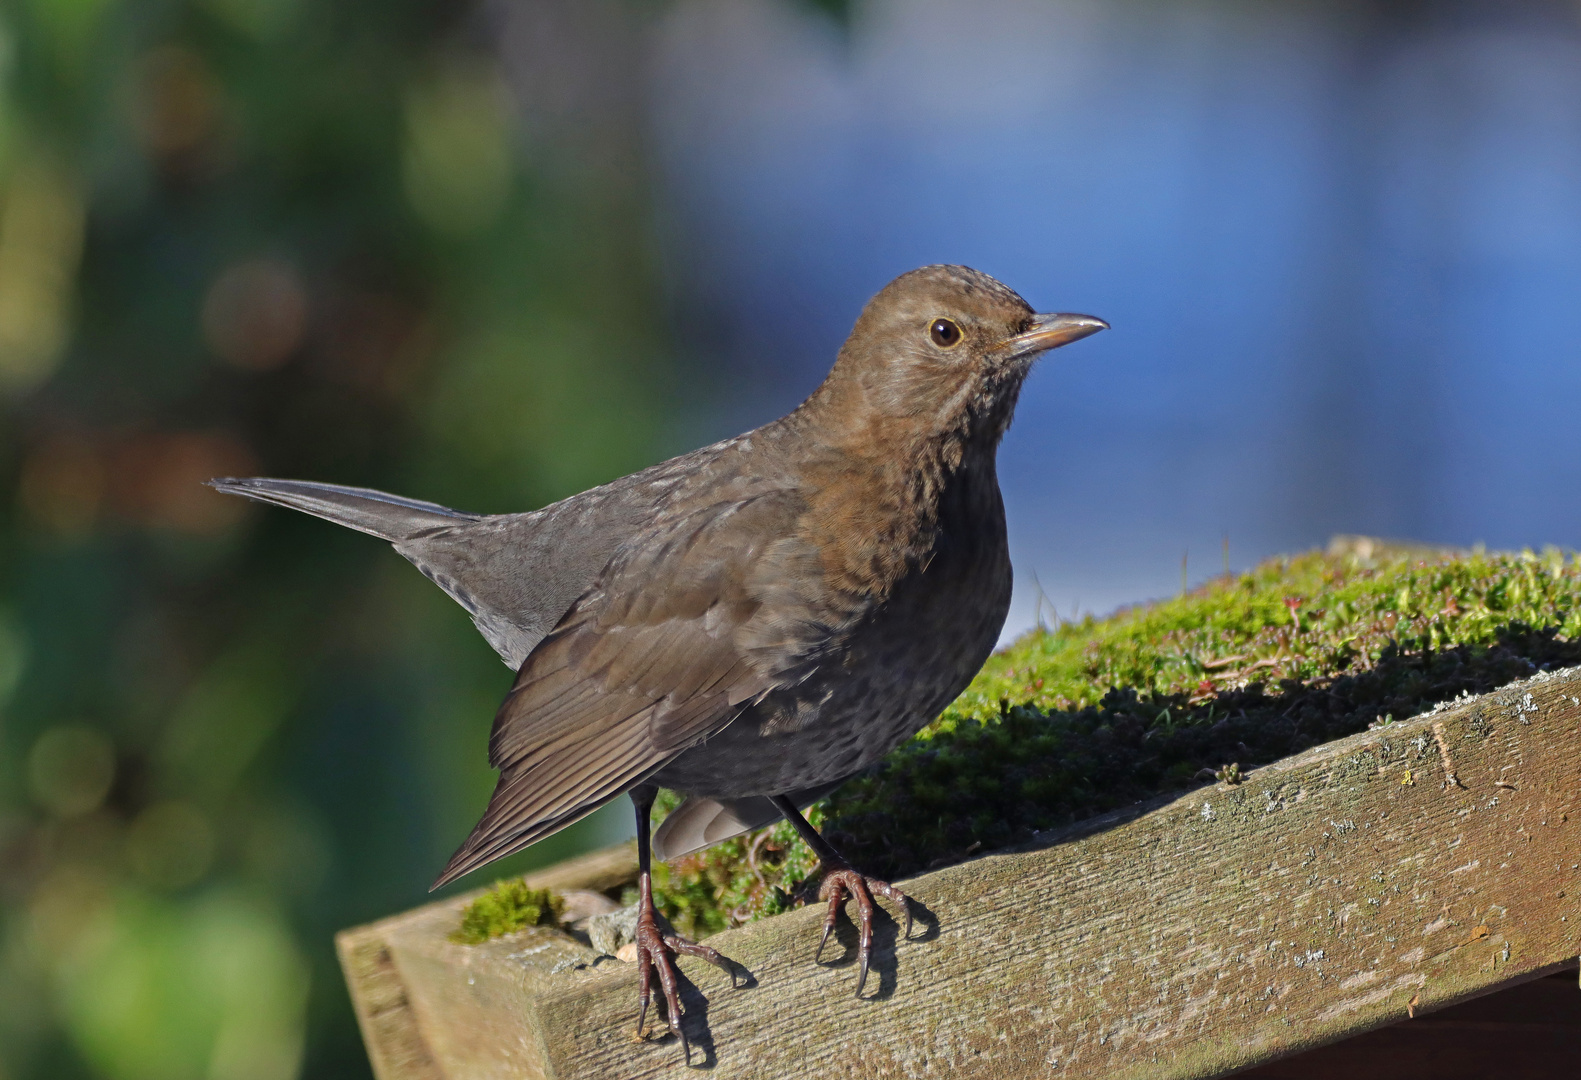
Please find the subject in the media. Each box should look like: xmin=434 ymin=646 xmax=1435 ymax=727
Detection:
xmin=0 ymin=2 xmax=677 ymax=1078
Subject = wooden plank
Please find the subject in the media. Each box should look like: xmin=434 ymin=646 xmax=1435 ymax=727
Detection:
xmin=335 ymin=929 xmax=445 ymax=1080
xmin=340 ymin=667 xmax=1581 ymax=1079
xmin=336 ymin=843 xmax=639 ymax=1080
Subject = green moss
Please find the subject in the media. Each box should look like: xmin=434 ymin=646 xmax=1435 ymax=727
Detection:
xmin=451 ymin=879 xmax=565 ymax=944
xmin=641 ymin=806 xmax=826 ymax=940
xmin=648 ymin=544 xmax=1581 ymax=933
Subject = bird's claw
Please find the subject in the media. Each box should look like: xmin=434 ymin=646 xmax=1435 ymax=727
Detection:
xmin=633 ymin=906 xmax=736 ymax=1063
xmin=814 ymin=864 xmax=913 ymax=997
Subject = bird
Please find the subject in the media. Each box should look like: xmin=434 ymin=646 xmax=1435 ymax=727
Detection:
xmin=210 ymin=264 xmax=1105 ymax=1060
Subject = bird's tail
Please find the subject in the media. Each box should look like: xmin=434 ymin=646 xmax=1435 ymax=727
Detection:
xmin=207 ymin=477 xmax=480 ymax=541
xmin=650 ymin=780 xmax=847 ymax=861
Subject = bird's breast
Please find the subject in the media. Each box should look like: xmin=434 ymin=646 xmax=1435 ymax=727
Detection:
xmin=652 ymin=458 xmax=1012 ymax=800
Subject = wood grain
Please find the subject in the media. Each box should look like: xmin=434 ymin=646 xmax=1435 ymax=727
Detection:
xmin=339 ymin=667 xmax=1581 ymax=1079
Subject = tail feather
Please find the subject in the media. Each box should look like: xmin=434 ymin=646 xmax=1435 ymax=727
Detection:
xmin=650 ymin=779 xmax=849 ymax=861
xmin=208 ymin=477 xmax=480 ymax=541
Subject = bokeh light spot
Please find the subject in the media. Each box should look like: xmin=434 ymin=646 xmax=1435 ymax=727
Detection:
xmin=127 ymin=802 xmax=215 ymax=890
xmin=0 ymin=159 xmax=85 ymax=392
xmin=18 ymin=435 xmax=105 ymax=538
xmin=241 ymin=799 xmax=331 ymax=900
xmin=133 ymin=46 xmax=225 ymax=167
xmin=109 ymin=431 xmax=257 ymax=534
xmin=27 ymin=862 xmax=115 ymax=962
xmin=202 ymin=260 xmax=308 ymax=372
xmin=28 ymin=726 xmax=116 ymax=818
xmin=51 ymin=890 xmax=309 ymax=1080
xmin=402 ymin=59 xmax=515 ymax=235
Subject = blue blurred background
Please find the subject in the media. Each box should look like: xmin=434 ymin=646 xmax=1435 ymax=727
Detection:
xmin=1 ymin=0 xmax=1578 ymax=1077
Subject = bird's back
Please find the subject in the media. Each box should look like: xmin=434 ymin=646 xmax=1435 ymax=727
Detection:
xmin=397 ymin=429 xmax=786 ymax=667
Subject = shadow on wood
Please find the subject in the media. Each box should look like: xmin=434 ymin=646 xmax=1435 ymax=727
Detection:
xmin=338 ymin=667 xmax=1581 ymax=1079
xmin=1237 ymin=966 xmax=1580 ymax=1079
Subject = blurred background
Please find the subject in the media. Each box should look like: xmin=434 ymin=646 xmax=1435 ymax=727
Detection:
xmin=1 ymin=0 xmax=1578 ymax=1077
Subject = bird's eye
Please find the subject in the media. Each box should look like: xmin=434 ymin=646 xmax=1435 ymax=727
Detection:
xmin=929 ymin=318 xmax=963 ymax=348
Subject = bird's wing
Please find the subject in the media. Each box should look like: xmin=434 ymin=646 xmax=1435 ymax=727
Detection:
xmin=432 ymin=489 xmax=828 ymax=888
xmin=393 ymin=498 xmax=650 ymax=671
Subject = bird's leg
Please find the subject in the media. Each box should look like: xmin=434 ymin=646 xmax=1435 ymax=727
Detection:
xmin=629 ymin=785 xmax=735 ymax=1062
xmin=769 ymin=795 xmax=913 ymax=997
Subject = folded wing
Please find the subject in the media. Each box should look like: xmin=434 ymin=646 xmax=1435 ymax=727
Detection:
xmin=432 ymin=490 xmax=818 ymax=889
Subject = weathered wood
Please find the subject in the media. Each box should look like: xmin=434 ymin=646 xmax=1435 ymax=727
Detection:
xmin=337 ymin=928 xmax=446 ymax=1080
xmin=336 ymin=843 xmax=639 ymax=1080
xmin=339 ymin=667 xmax=1581 ymax=1079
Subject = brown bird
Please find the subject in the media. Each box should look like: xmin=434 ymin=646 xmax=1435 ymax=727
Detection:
xmin=210 ymin=265 xmax=1105 ymax=1060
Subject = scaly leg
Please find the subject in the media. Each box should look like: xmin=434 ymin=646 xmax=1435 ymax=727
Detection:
xmin=770 ymin=794 xmax=914 ymax=997
xmin=630 ymin=785 xmax=736 ymax=1062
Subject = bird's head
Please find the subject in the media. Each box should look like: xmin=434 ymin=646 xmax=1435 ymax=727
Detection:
xmin=814 ymin=264 xmax=1106 ymax=450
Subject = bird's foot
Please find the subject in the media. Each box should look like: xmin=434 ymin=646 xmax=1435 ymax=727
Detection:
xmin=811 ymin=862 xmax=914 ymax=997
xmin=633 ymin=898 xmax=737 ymax=1063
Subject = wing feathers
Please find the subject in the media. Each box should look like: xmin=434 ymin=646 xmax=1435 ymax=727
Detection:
xmin=436 ymin=489 xmax=820 ymax=888
xmin=433 ymin=719 xmax=657 ymax=889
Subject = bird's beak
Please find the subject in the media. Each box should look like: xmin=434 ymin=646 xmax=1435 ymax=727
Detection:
xmin=997 ymin=312 xmax=1109 ymax=360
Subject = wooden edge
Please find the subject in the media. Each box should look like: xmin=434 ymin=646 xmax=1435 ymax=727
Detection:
xmin=335 ymin=926 xmax=446 ymax=1080
xmin=335 ymin=842 xmax=638 ymax=1080
xmin=344 ymin=669 xmax=1581 ymax=1079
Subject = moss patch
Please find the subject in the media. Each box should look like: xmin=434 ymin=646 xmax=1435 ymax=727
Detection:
xmin=633 ymin=798 xmax=827 ymax=940
xmin=452 ymin=879 xmax=565 ymax=944
xmin=650 ymin=544 xmax=1581 ymax=934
